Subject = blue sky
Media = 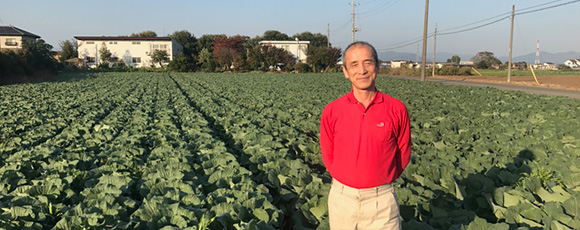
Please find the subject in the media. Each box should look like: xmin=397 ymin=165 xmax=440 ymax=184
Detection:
xmin=2 ymin=0 xmax=578 ymax=58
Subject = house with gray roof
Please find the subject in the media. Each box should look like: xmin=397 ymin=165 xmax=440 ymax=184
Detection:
xmin=0 ymin=26 xmax=41 ymax=50
xmin=564 ymin=59 xmax=580 ymax=69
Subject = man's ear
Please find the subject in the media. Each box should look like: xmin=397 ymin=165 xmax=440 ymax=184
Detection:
xmin=342 ymin=65 xmax=349 ymax=79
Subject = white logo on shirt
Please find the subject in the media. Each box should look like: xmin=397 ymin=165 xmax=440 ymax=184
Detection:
xmin=377 ymin=122 xmax=384 ymax=127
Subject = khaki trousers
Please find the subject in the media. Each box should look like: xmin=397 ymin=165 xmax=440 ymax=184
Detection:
xmin=328 ymin=179 xmax=401 ymax=230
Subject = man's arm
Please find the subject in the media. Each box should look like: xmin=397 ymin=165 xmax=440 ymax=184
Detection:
xmin=395 ymin=106 xmax=411 ymax=177
xmin=320 ymin=106 xmax=334 ymax=172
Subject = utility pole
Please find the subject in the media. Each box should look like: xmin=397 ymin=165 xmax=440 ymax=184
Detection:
xmin=350 ymin=0 xmax=359 ymax=43
xmin=507 ymin=5 xmax=515 ymax=83
xmin=432 ymin=24 xmax=437 ymax=78
xmin=420 ymin=0 xmax=429 ymax=81
xmin=95 ymin=44 xmax=99 ymax=66
xmin=535 ymin=40 xmax=540 ymax=65
xmin=416 ymin=44 xmax=420 ymax=63
xmin=296 ymin=37 xmax=300 ymax=62
xmin=327 ymin=23 xmax=330 ymax=47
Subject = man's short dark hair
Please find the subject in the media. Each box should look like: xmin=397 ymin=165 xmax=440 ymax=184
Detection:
xmin=343 ymin=41 xmax=379 ymax=69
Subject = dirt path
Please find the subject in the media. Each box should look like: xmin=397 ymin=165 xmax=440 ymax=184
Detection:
xmin=385 ymin=74 xmax=580 ymax=99
xmin=431 ymin=75 xmax=580 ymax=91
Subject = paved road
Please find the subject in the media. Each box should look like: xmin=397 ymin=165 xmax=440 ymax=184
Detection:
xmin=386 ymin=75 xmax=580 ymax=100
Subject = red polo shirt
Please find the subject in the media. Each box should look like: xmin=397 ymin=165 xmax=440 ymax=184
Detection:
xmin=320 ymin=90 xmax=411 ymax=189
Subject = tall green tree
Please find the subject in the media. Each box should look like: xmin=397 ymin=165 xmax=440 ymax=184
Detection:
xmin=22 ymin=39 xmax=57 ymax=72
xmin=167 ymin=53 xmax=196 ymax=72
xmin=244 ymin=36 xmax=262 ymax=51
xmin=0 ymin=51 xmax=29 ymax=83
xmin=198 ymin=48 xmax=216 ymax=72
xmin=1 ymin=39 xmax=57 ymax=84
xmin=59 ymin=40 xmax=77 ymax=62
xmin=307 ymin=46 xmax=341 ymax=72
xmin=447 ymin=55 xmax=461 ymax=64
xmin=247 ymin=45 xmax=296 ymax=71
xmin=130 ymin=30 xmax=157 ymax=37
xmin=196 ymin=34 xmax=227 ymax=53
xmin=149 ymin=49 xmax=169 ymax=68
xmin=169 ymin=30 xmax=197 ymax=56
xmin=247 ymin=45 xmax=267 ymax=70
xmin=241 ymin=36 xmax=263 ymax=70
xmin=471 ymin=51 xmax=501 ymax=69
xmin=98 ymin=42 xmax=113 ymax=64
xmin=292 ymin=31 xmax=329 ymax=47
xmin=262 ymin=30 xmax=290 ymax=40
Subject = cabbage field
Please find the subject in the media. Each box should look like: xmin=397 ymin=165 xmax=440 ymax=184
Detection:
xmin=0 ymin=72 xmax=579 ymax=229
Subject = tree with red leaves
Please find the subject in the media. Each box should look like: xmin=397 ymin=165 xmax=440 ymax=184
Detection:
xmin=212 ymin=36 xmax=245 ymax=71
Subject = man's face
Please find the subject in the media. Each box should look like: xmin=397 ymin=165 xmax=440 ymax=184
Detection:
xmin=342 ymin=44 xmax=378 ymax=91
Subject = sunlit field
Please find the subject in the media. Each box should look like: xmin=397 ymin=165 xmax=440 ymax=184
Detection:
xmin=1 ymin=72 xmax=578 ymax=229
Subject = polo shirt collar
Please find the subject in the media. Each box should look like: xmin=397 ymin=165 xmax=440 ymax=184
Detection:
xmin=346 ymin=88 xmax=385 ymax=104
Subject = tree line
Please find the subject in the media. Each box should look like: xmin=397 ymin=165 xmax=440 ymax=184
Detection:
xmin=58 ymin=30 xmax=342 ymax=73
xmin=7 ymin=28 xmax=570 ymax=85
xmin=0 ymin=39 xmax=58 ymax=85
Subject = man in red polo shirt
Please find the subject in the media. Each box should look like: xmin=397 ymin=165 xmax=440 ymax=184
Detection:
xmin=320 ymin=41 xmax=411 ymax=229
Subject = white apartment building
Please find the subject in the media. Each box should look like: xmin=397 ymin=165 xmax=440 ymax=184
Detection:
xmin=259 ymin=40 xmax=310 ymax=63
xmin=75 ymin=36 xmax=183 ymax=68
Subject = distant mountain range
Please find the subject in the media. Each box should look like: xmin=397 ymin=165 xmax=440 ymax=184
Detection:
xmin=378 ymin=51 xmax=580 ymax=65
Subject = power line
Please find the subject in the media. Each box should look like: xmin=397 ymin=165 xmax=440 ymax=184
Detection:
xmin=358 ymin=0 xmax=383 ymax=5
xmin=437 ymin=16 xmax=510 ymax=36
xmin=358 ymin=0 xmax=401 ymax=18
xmin=437 ymin=0 xmax=569 ymax=34
xmin=516 ymin=0 xmax=567 ymax=12
xmin=328 ymin=1 xmax=362 ymax=36
xmin=373 ymin=0 xmax=580 ymax=51
xmin=515 ymin=0 xmax=580 ymax=15
xmin=334 ymin=17 xmax=353 ymax=33
xmin=376 ymin=33 xmax=426 ymax=48
xmin=436 ymin=12 xmax=510 ymax=33
xmin=438 ymin=0 xmax=580 ymax=36
xmin=356 ymin=3 xmax=362 ymax=33
xmin=359 ymin=0 xmax=383 ymax=5
xmin=375 ymin=38 xmax=418 ymax=50
xmin=376 ymin=37 xmax=426 ymax=51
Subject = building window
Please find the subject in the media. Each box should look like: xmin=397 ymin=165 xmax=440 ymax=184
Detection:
xmin=86 ymin=41 xmax=94 ymax=44
xmin=86 ymin=57 xmax=96 ymax=63
xmin=109 ymin=41 xmax=117 ymax=45
xmin=5 ymin=38 xmax=17 ymax=46
xmin=150 ymin=44 xmax=168 ymax=52
xmin=132 ymin=41 xmax=140 ymax=45
xmin=132 ymin=57 xmax=141 ymax=63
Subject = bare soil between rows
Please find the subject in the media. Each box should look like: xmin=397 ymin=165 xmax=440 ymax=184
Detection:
xmin=431 ymin=75 xmax=580 ymax=91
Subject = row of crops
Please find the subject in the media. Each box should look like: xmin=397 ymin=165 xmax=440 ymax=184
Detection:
xmin=0 ymin=72 xmax=579 ymax=229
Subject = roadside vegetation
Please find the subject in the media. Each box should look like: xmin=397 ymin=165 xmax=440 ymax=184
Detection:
xmin=475 ymin=69 xmax=580 ymax=77
xmin=0 ymin=30 xmax=342 ymax=85
xmin=3 ymin=29 xmax=578 ymax=86
xmin=66 ymin=30 xmax=341 ymax=74
xmin=381 ymin=51 xmax=580 ymax=78
xmin=0 ymin=39 xmax=59 ymax=85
